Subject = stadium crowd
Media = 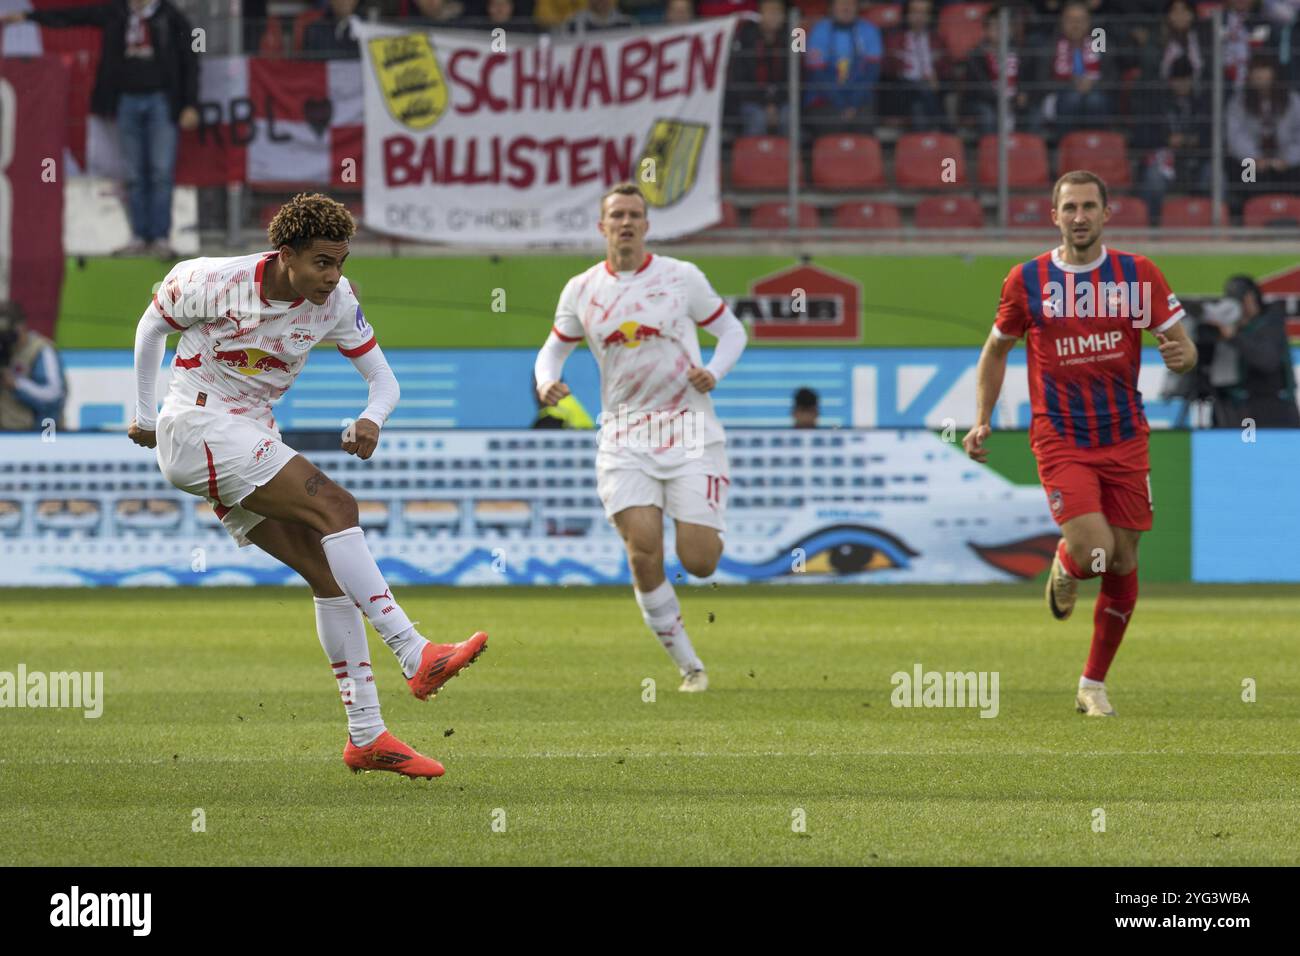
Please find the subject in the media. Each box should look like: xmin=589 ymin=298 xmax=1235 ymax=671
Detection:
xmin=7 ymin=0 xmax=1300 ymax=233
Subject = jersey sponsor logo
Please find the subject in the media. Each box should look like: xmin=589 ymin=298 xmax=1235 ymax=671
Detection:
xmin=728 ymin=264 xmax=862 ymax=340
xmin=637 ymin=119 xmax=707 ymax=208
xmin=1041 ymin=275 xmax=1151 ymax=326
xmin=601 ymin=321 xmax=663 ymax=349
xmin=1052 ymin=329 xmax=1125 ymax=359
xmin=212 ymin=348 xmax=292 ymax=376
xmin=368 ymin=33 xmax=447 ymax=131
xmin=286 ymin=326 xmax=316 ymax=353
xmin=355 ymin=304 xmax=369 ymax=332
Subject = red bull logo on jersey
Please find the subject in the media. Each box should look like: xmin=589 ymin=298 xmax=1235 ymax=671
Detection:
xmin=212 ymin=348 xmax=292 ymax=376
xmin=1041 ymin=274 xmax=1151 ymax=326
xmin=602 ymin=321 xmax=663 ymax=349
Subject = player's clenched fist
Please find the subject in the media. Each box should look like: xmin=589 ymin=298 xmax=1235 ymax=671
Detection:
xmin=537 ymin=380 xmax=570 ymax=406
xmin=342 ymin=418 xmax=381 ymax=460
xmin=1155 ymin=332 xmax=1193 ymax=373
xmin=127 ymin=420 xmax=157 ymax=449
xmin=687 ymin=367 xmax=716 ymax=392
xmin=962 ymin=423 xmax=991 ymax=462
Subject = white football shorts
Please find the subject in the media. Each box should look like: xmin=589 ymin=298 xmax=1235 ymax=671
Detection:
xmin=596 ymin=442 xmax=730 ymax=532
xmin=155 ymin=406 xmax=298 ymax=547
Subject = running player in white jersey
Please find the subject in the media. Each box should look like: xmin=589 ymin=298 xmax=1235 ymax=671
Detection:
xmin=128 ymin=193 xmax=486 ymax=779
xmin=534 ymin=183 xmax=748 ymax=692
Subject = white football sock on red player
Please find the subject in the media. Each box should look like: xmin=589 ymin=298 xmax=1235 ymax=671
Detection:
xmin=319 ymin=526 xmax=429 ymax=678
xmin=635 ymin=580 xmax=703 ymax=675
xmin=313 ymin=595 xmax=384 ymax=746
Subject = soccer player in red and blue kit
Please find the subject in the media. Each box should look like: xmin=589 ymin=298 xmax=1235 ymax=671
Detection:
xmin=963 ymin=171 xmax=1198 ymax=717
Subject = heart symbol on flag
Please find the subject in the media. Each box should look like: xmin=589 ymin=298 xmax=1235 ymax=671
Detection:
xmin=304 ymin=98 xmax=333 ymax=138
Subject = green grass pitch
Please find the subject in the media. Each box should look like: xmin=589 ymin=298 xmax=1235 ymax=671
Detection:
xmin=1 ymin=583 xmax=1297 ymax=866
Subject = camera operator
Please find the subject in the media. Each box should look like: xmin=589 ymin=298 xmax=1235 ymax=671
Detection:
xmin=1200 ymin=276 xmax=1300 ymax=428
xmin=0 ymin=303 xmax=67 ymax=432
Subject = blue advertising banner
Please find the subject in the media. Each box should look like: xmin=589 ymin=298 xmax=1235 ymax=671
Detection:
xmin=53 ymin=345 xmax=1250 ymax=432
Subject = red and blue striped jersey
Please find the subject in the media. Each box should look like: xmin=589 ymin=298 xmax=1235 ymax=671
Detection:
xmin=994 ymin=245 xmax=1185 ymax=454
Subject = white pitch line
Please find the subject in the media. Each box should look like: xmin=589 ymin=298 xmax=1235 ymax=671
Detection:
xmin=3 ymin=750 xmax=1299 ymax=765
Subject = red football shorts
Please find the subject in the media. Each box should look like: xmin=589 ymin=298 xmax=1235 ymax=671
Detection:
xmin=1035 ymin=435 xmax=1153 ymax=531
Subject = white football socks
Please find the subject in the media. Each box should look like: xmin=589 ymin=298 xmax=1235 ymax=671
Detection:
xmin=634 ymin=580 xmax=703 ymax=675
xmin=320 ymin=526 xmax=429 ymax=678
xmin=314 ymin=595 xmax=384 ymax=746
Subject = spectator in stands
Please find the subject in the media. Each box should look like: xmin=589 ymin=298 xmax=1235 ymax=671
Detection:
xmin=302 ymin=0 xmax=363 ymax=57
xmin=535 ymin=0 xmax=584 ymax=29
xmin=804 ymin=0 xmax=883 ymax=136
xmin=1201 ymin=276 xmax=1300 ymax=428
xmin=407 ymin=0 xmax=466 ymax=26
xmin=562 ymin=0 xmax=633 ymax=32
xmin=1223 ymin=0 xmax=1269 ymax=91
xmin=481 ymin=0 xmax=536 ymax=30
xmin=1029 ymin=0 xmax=1113 ymax=136
xmin=3 ymin=0 xmax=199 ymax=258
xmin=730 ymin=0 xmax=791 ymax=137
xmin=958 ymin=5 xmax=1030 ymax=135
xmin=0 ymin=303 xmax=67 ymax=433
xmin=1226 ymin=55 xmax=1300 ymax=209
xmin=1131 ymin=0 xmax=1207 ymax=91
xmin=884 ymin=0 xmax=948 ymax=130
xmin=792 ymin=388 xmax=819 ymax=428
xmin=1136 ymin=56 xmax=1212 ymax=225
xmin=665 ymin=0 xmax=693 ymax=23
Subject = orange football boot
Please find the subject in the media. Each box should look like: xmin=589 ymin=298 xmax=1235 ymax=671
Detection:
xmin=343 ymin=730 xmax=445 ymax=778
xmin=407 ymin=631 xmax=488 ymax=701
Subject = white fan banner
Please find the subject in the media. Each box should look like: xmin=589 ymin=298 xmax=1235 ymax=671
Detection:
xmin=351 ymin=17 xmax=737 ymax=247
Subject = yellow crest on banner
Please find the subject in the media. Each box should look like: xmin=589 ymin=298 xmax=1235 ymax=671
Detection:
xmin=637 ymin=120 xmax=707 ymax=208
xmin=368 ymin=34 xmax=447 ymax=131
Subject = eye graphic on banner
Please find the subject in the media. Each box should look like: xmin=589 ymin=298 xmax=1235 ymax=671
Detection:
xmin=368 ymin=35 xmax=446 ymax=131
xmin=638 ymin=120 xmax=707 ymax=208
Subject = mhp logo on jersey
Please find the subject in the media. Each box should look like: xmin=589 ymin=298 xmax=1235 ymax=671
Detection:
xmin=638 ymin=119 xmax=707 ymax=208
xmin=369 ymin=34 xmax=446 ymax=131
xmin=727 ymin=264 xmax=862 ymax=341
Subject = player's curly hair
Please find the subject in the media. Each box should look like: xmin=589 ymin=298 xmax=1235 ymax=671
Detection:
xmin=267 ymin=193 xmax=356 ymax=252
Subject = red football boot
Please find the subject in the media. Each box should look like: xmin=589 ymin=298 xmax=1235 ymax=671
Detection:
xmin=407 ymin=631 xmax=488 ymax=702
xmin=343 ymin=730 xmax=444 ymax=779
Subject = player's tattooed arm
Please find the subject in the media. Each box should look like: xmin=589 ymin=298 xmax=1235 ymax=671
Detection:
xmin=305 ymin=471 xmax=328 ymax=496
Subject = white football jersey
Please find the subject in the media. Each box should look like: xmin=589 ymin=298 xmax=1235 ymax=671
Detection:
xmin=147 ymin=252 xmax=376 ymax=429
xmin=552 ymin=253 xmax=728 ymax=471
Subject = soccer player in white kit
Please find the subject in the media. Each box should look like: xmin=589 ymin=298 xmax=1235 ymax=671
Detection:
xmin=534 ymin=184 xmax=748 ymax=692
xmin=128 ymin=193 xmax=486 ymax=779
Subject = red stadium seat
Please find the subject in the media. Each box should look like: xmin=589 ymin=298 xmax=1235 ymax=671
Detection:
xmin=938 ymin=3 xmax=992 ymax=60
xmin=750 ymin=202 xmax=820 ymax=230
xmin=914 ymin=195 xmax=984 ymax=229
xmin=1243 ymin=194 xmax=1300 ymax=228
xmin=1105 ymin=195 xmax=1150 ymax=228
xmin=1006 ymin=195 xmax=1054 ymax=231
xmin=730 ymin=136 xmax=794 ymax=190
xmin=705 ymin=201 xmax=740 ymax=232
xmin=1160 ymin=196 xmax=1227 ymax=228
xmin=1057 ymin=130 xmax=1132 ymax=187
xmin=977 ymin=133 xmax=1050 ymax=187
xmin=811 ymin=134 xmax=885 ymax=189
xmin=863 ymin=3 xmax=902 ymax=30
xmin=894 ymin=132 xmax=966 ymax=188
xmin=832 ymin=200 xmax=902 ymax=229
